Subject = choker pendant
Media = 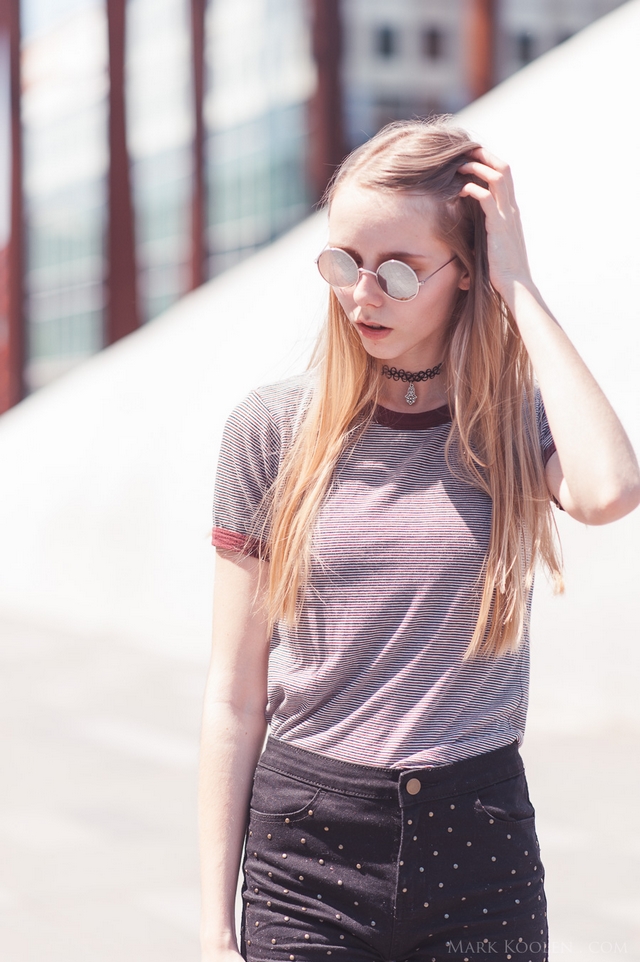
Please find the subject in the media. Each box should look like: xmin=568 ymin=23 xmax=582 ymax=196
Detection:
xmin=381 ymin=362 xmax=443 ymax=407
xmin=404 ymin=382 xmax=417 ymax=405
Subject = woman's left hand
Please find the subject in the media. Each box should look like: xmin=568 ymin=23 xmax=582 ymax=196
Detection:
xmin=458 ymin=147 xmax=534 ymax=298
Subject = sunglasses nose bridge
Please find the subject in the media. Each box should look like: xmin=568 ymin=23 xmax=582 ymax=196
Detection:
xmin=352 ymin=266 xmax=385 ymax=299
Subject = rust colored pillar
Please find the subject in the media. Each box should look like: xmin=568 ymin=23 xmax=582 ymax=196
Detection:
xmin=0 ymin=0 xmax=24 ymax=412
xmin=465 ymin=0 xmax=497 ymax=102
xmin=189 ymin=0 xmax=207 ymax=290
xmin=106 ymin=0 xmax=140 ymax=343
xmin=308 ymin=0 xmax=346 ymax=204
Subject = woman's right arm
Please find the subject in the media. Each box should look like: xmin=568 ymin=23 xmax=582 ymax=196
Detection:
xmin=198 ymin=547 xmax=270 ymax=961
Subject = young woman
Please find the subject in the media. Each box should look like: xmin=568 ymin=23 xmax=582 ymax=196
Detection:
xmin=198 ymin=119 xmax=640 ymax=962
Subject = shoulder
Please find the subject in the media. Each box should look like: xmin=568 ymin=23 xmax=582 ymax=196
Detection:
xmin=225 ymin=371 xmax=315 ymax=443
xmin=215 ymin=373 xmax=316 ymax=501
xmin=253 ymin=371 xmax=315 ymax=430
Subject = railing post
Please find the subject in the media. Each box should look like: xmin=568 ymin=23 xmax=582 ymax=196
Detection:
xmin=465 ymin=0 xmax=497 ymax=101
xmin=105 ymin=0 xmax=140 ymax=344
xmin=308 ymin=0 xmax=346 ymax=204
xmin=189 ymin=0 xmax=207 ymax=291
xmin=0 ymin=0 xmax=24 ymax=411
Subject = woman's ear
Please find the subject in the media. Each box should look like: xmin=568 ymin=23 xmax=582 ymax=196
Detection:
xmin=457 ymin=268 xmax=471 ymax=291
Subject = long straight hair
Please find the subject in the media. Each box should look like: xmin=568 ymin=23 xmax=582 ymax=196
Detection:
xmin=261 ymin=118 xmax=563 ymax=660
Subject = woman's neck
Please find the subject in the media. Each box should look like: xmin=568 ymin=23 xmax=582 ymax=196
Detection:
xmin=377 ymin=365 xmax=449 ymax=414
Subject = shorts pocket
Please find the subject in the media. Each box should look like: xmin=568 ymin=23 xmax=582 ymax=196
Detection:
xmin=474 ymin=771 xmax=536 ymax=823
xmin=249 ymin=764 xmax=324 ymax=821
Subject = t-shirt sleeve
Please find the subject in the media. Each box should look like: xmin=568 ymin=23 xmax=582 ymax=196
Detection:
xmin=535 ymin=389 xmax=557 ymax=468
xmin=211 ymin=390 xmax=282 ymax=558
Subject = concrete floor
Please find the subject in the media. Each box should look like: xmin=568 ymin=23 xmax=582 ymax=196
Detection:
xmin=1 ymin=603 xmax=638 ymax=962
xmin=0 ymin=618 xmax=204 ymax=962
xmin=521 ymin=732 xmax=640 ymax=960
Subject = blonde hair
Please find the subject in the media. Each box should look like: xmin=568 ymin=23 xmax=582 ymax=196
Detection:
xmin=261 ymin=117 xmax=563 ymax=660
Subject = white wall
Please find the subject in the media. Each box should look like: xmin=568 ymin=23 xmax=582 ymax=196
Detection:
xmin=0 ymin=214 xmax=328 ymax=660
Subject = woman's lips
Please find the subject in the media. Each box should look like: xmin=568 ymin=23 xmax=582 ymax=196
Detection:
xmin=355 ymin=321 xmax=392 ymax=340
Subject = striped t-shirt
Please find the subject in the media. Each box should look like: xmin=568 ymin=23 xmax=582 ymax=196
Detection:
xmin=211 ymin=372 xmax=557 ymax=769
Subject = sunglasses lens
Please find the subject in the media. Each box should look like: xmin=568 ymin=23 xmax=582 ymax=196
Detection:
xmin=317 ymin=248 xmax=359 ymax=288
xmin=377 ymin=260 xmax=419 ymax=300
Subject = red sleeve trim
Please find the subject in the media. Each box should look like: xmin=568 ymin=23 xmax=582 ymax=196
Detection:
xmin=211 ymin=526 xmax=263 ymax=559
xmin=542 ymin=441 xmax=557 ymax=468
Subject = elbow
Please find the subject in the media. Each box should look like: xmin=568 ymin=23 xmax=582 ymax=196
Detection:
xmin=576 ymin=478 xmax=640 ymax=525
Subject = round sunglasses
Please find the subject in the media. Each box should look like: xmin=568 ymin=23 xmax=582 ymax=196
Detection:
xmin=316 ymin=247 xmax=457 ymax=302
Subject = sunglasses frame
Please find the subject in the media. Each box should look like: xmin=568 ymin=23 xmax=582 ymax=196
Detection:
xmin=315 ymin=247 xmax=457 ymax=302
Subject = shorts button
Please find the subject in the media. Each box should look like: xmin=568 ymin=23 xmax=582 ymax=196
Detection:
xmin=406 ymin=778 xmax=422 ymax=795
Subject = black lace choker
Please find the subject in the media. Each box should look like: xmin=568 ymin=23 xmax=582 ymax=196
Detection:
xmin=381 ymin=362 xmax=443 ymax=406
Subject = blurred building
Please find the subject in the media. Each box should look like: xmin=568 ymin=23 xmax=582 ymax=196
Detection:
xmin=342 ymin=0 xmax=627 ymax=146
xmin=0 ymin=0 xmax=629 ymax=409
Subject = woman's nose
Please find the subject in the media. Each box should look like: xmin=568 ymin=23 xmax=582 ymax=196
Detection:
xmin=353 ymin=268 xmax=383 ymax=304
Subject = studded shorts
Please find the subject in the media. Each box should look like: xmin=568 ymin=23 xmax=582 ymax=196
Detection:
xmin=240 ymin=735 xmax=548 ymax=962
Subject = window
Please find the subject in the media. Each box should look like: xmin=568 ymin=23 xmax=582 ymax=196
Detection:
xmin=205 ymin=0 xmax=313 ymax=278
xmin=21 ymin=1 xmax=109 ymax=389
xmin=127 ymin=0 xmax=193 ymax=324
xmin=375 ymin=25 xmax=396 ymax=58
xmin=516 ymin=32 xmax=535 ymax=65
xmin=422 ymin=26 xmax=444 ymax=60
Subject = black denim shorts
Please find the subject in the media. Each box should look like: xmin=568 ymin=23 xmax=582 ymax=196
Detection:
xmin=240 ymin=736 xmax=547 ymax=962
